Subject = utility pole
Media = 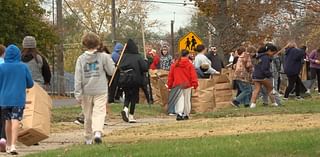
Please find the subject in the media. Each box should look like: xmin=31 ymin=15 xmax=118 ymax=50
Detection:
xmin=56 ymin=0 xmax=64 ymax=95
xmin=111 ymin=0 xmax=116 ymax=44
xmin=171 ymin=20 xmax=175 ymax=57
xmin=141 ymin=18 xmax=146 ymax=59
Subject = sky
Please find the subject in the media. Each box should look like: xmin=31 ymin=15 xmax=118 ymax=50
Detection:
xmin=147 ymin=0 xmax=197 ymax=34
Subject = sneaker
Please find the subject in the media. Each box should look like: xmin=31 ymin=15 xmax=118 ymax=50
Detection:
xmin=168 ymin=113 xmax=176 ymax=116
xmin=283 ymin=97 xmax=288 ymax=101
xmin=271 ymin=103 xmax=279 ymax=107
xmin=10 ymin=145 xmax=18 ymax=155
xmin=0 ymin=138 xmax=6 ymax=152
xmin=244 ymin=104 xmax=250 ymax=108
xmin=6 ymin=146 xmax=10 ymax=154
xmin=176 ymin=114 xmax=184 ymax=121
xmin=85 ymin=139 xmax=93 ymax=145
xmin=183 ymin=115 xmax=189 ymax=120
xmin=296 ymin=96 xmax=304 ymax=100
xmin=306 ymin=89 xmax=311 ymax=94
xmin=121 ymin=107 xmax=129 ymax=122
xmin=94 ymin=132 xmax=102 ymax=144
xmin=250 ymin=103 xmax=256 ymax=108
xmin=128 ymin=114 xmax=137 ymax=123
xmin=231 ymin=100 xmax=240 ymax=107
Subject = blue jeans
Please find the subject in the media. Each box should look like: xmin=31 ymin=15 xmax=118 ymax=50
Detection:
xmin=235 ymin=80 xmax=252 ymax=105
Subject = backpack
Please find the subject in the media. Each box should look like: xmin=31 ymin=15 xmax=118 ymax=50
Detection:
xmin=118 ymin=68 xmax=137 ymax=88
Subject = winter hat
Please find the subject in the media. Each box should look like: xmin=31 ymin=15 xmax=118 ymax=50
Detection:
xmin=23 ymin=36 xmax=37 ymax=48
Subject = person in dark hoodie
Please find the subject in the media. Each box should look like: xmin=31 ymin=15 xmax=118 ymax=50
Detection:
xmin=283 ymin=42 xmax=305 ymax=100
xmin=21 ymin=36 xmax=51 ymax=90
xmin=119 ymin=39 xmax=148 ymax=123
xmin=250 ymin=43 xmax=279 ymax=108
xmin=0 ymin=45 xmax=34 ymax=155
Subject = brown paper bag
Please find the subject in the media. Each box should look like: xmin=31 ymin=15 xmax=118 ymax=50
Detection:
xmin=18 ymin=83 xmax=52 ymax=146
xmin=213 ymin=75 xmax=233 ymax=110
xmin=191 ymin=79 xmax=215 ymax=113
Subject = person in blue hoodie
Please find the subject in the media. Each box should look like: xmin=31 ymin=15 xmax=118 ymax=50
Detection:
xmin=109 ymin=42 xmax=124 ymax=103
xmin=283 ymin=42 xmax=305 ymax=100
xmin=250 ymin=43 xmax=279 ymax=108
xmin=111 ymin=42 xmax=124 ymax=64
xmin=0 ymin=45 xmax=34 ymax=155
xmin=0 ymin=44 xmax=6 ymax=152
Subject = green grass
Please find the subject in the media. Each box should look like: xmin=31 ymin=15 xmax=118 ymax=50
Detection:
xmin=52 ymin=104 xmax=163 ymax=123
xmin=27 ymin=128 xmax=320 ymax=157
xmin=194 ymin=96 xmax=320 ymax=119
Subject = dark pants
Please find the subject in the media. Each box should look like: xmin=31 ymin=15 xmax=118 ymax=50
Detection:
xmin=284 ymin=75 xmax=301 ymax=98
xmin=0 ymin=108 xmax=6 ymax=139
xmin=124 ymin=87 xmax=139 ymax=115
xmin=108 ymin=71 xmax=120 ymax=103
xmin=311 ymin=68 xmax=320 ymax=93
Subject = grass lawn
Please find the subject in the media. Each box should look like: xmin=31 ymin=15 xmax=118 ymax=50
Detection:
xmin=52 ymin=95 xmax=320 ymax=123
xmin=194 ymin=95 xmax=320 ymax=119
xmin=27 ymin=128 xmax=320 ymax=157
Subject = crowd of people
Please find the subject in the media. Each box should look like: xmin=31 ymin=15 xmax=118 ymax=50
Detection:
xmin=1 ymin=31 xmax=320 ymax=154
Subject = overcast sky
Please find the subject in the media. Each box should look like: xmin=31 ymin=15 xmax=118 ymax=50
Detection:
xmin=147 ymin=0 xmax=197 ymax=34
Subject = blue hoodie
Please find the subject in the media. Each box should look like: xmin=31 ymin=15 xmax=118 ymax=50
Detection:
xmin=111 ymin=43 xmax=123 ymax=63
xmin=252 ymin=53 xmax=272 ymax=80
xmin=0 ymin=45 xmax=34 ymax=108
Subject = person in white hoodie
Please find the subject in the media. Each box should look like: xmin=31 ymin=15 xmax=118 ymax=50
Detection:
xmin=194 ymin=44 xmax=220 ymax=78
xmin=74 ymin=32 xmax=115 ymax=145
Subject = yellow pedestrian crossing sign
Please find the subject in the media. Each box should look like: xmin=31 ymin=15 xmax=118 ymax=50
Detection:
xmin=178 ymin=32 xmax=203 ymax=52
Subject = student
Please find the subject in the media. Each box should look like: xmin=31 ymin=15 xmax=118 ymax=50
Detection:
xmin=283 ymin=42 xmax=305 ymax=100
xmin=148 ymin=49 xmax=160 ymax=70
xmin=231 ymin=46 xmax=253 ymax=107
xmin=250 ymin=43 xmax=279 ymax=108
xmin=74 ymin=32 xmax=115 ymax=144
xmin=307 ymin=48 xmax=320 ymax=95
xmin=167 ymin=49 xmax=198 ymax=120
xmin=0 ymin=44 xmax=6 ymax=152
xmin=206 ymin=46 xmax=225 ymax=72
xmin=21 ymin=36 xmax=51 ymax=89
xmin=0 ymin=45 xmax=34 ymax=155
xmin=159 ymin=45 xmax=173 ymax=71
xmin=119 ymin=39 xmax=148 ymax=123
xmin=194 ymin=44 xmax=220 ymax=78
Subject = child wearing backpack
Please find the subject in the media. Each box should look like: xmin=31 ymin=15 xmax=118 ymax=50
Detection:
xmin=0 ymin=45 xmax=34 ymax=155
xmin=167 ymin=49 xmax=198 ymax=120
xmin=74 ymin=32 xmax=115 ymax=144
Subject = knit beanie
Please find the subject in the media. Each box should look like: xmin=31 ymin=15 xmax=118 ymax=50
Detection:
xmin=23 ymin=36 xmax=37 ymax=48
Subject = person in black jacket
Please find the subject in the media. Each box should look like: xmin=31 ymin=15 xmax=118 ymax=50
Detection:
xmin=250 ymin=43 xmax=279 ymax=108
xmin=206 ymin=46 xmax=224 ymax=72
xmin=119 ymin=39 xmax=148 ymax=123
xmin=283 ymin=42 xmax=305 ymax=100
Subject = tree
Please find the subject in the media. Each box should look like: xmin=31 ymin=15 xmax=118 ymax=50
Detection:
xmin=0 ymin=0 xmax=57 ymax=59
xmin=191 ymin=0 xmax=298 ymax=56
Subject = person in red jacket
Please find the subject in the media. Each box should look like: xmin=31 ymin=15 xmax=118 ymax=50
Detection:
xmin=167 ymin=49 xmax=198 ymax=121
xmin=148 ymin=49 xmax=160 ymax=70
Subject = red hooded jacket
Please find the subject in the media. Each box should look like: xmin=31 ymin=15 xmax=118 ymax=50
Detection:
xmin=167 ymin=57 xmax=198 ymax=89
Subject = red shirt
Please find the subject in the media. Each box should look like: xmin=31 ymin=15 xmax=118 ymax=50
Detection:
xmin=167 ymin=57 xmax=198 ymax=89
xmin=149 ymin=54 xmax=160 ymax=70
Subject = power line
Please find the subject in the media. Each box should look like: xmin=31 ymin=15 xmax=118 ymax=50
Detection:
xmin=131 ymin=0 xmax=195 ymax=6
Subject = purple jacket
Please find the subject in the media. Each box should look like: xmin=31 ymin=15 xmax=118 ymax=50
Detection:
xmin=309 ymin=50 xmax=320 ymax=69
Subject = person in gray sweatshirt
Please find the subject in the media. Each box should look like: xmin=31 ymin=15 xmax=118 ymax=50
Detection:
xmin=74 ymin=32 xmax=115 ymax=145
